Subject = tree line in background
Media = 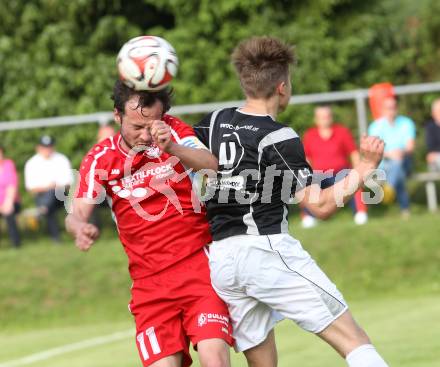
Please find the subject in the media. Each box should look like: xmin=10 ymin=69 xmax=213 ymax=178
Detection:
xmin=0 ymin=0 xmax=439 ymax=205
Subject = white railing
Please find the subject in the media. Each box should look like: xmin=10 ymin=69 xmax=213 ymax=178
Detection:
xmin=1 ymin=81 xmax=440 ymax=135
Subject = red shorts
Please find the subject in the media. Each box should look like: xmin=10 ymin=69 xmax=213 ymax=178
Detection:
xmin=129 ymin=247 xmax=234 ymax=367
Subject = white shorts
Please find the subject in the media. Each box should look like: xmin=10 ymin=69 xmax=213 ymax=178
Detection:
xmin=208 ymin=233 xmax=348 ymax=352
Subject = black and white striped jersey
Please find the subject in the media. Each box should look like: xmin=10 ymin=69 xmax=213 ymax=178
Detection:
xmin=194 ymin=108 xmax=313 ymax=241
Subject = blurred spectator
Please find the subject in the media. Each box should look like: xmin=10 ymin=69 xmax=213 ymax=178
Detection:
xmin=368 ymin=97 xmax=415 ymax=218
xmin=24 ymin=136 xmax=73 ymax=243
xmin=368 ymin=82 xmax=395 ymax=120
xmin=97 ymin=123 xmax=115 ymax=143
xmin=425 ymin=98 xmax=440 ymax=171
xmin=301 ymin=106 xmax=368 ymax=228
xmin=0 ymin=145 xmax=21 ymax=247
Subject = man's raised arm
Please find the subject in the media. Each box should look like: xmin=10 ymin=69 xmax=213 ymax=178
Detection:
xmin=150 ymin=119 xmax=218 ymax=172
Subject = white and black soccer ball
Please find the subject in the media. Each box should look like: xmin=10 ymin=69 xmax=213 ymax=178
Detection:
xmin=117 ymin=36 xmax=178 ymax=91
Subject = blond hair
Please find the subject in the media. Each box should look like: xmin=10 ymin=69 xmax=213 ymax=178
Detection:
xmin=231 ymin=36 xmax=295 ymax=99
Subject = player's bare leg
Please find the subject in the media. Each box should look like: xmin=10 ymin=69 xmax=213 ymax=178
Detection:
xmin=149 ymin=352 xmax=182 ymax=367
xmin=318 ymin=310 xmax=388 ymax=366
xmin=318 ymin=310 xmax=370 ymax=356
xmin=243 ymin=329 xmax=277 ymax=367
xmin=197 ymin=338 xmax=231 ymax=367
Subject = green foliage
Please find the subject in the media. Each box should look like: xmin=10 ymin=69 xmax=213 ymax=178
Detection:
xmin=0 ymin=0 xmax=439 ymax=202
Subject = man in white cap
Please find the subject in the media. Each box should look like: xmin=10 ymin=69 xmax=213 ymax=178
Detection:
xmin=25 ymin=135 xmax=73 ymax=243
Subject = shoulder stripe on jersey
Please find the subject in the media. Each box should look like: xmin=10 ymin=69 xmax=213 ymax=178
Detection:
xmin=257 ymin=127 xmax=298 ymax=155
xmin=257 ymin=127 xmax=298 ymax=165
xmin=272 ymin=143 xmax=308 ymax=189
xmin=170 ymin=128 xmax=182 ymax=144
xmin=208 ymin=110 xmax=222 ymax=152
xmin=87 ymin=147 xmax=109 ymax=199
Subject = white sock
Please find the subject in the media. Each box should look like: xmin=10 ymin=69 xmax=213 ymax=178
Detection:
xmin=346 ymin=344 xmax=389 ymax=367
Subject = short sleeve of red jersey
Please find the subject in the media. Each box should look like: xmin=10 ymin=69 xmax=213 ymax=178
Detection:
xmin=164 ymin=114 xmax=208 ymax=150
xmin=75 ymin=147 xmax=109 ymax=201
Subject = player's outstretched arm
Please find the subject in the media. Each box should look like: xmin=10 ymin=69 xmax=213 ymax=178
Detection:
xmin=298 ymin=135 xmax=384 ymax=219
xmin=65 ymin=199 xmax=99 ymax=251
xmin=166 ymin=142 xmax=218 ymax=172
xmin=150 ymin=120 xmax=218 ymax=172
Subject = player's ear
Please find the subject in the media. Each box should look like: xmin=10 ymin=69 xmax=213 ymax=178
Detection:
xmin=277 ymin=81 xmax=285 ymax=96
xmin=277 ymin=80 xmax=290 ymax=97
xmin=113 ymin=108 xmax=122 ymax=125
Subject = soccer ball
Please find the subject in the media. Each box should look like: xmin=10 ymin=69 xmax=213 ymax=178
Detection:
xmin=117 ymin=36 xmax=178 ymax=91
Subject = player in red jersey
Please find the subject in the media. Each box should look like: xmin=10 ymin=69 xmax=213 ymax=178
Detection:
xmin=65 ymin=80 xmax=233 ymax=367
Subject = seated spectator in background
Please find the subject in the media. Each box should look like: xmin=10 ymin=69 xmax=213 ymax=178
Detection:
xmin=368 ymin=97 xmax=415 ymax=217
xmin=24 ymin=136 xmax=73 ymax=243
xmin=0 ymin=145 xmax=21 ymax=247
xmin=301 ymin=106 xmax=368 ymax=228
xmin=425 ymin=98 xmax=440 ymax=171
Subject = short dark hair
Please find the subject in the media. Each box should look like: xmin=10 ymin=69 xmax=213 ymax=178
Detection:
xmin=111 ymin=80 xmax=172 ymax=115
xmin=231 ymin=36 xmax=295 ymax=99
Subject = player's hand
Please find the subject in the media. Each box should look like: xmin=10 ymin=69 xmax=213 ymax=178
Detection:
xmin=150 ymin=120 xmax=172 ymax=152
xmin=74 ymin=223 xmax=99 ymax=251
xmin=359 ymin=135 xmax=385 ymax=168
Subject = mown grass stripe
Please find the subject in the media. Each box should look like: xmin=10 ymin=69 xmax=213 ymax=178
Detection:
xmin=0 ymin=329 xmax=132 ymax=367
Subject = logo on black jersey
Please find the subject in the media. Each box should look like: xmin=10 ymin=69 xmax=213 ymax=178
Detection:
xmin=218 ymin=132 xmax=244 ymax=174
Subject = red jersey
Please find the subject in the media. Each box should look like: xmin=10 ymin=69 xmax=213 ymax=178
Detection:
xmin=76 ymin=115 xmax=212 ymax=280
xmin=303 ymin=124 xmax=357 ymax=172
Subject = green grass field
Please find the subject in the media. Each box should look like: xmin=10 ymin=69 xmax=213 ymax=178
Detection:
xmin=0 ymin=207 xmax=439 ymax=366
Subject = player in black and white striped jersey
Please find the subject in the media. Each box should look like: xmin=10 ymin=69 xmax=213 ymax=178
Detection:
xmin=194 ymin=36 xmax=388 ymax=367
